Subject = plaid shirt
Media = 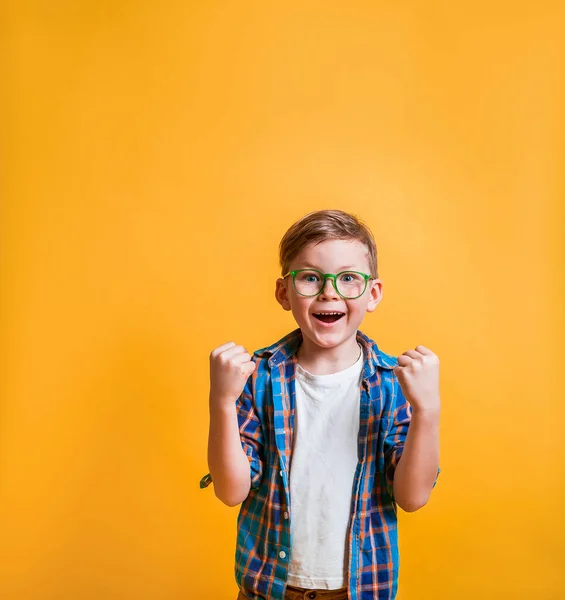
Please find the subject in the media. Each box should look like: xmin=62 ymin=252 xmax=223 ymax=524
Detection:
xmin=201 ymin=328 xmax=434 ymax=600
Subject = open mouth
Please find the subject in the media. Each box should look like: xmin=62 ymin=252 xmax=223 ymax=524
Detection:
xmin=312 ymin=311 xmax=345 ymax=323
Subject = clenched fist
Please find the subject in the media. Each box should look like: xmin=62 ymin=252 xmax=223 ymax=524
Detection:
xmin=209 ymin=342 xmax=256 ymax=407
xmin=393 ymin=345 xmax=440 ymax=413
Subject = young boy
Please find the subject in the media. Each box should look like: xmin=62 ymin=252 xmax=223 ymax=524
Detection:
xmin=201 ymin=210 xmax=440 ymax=600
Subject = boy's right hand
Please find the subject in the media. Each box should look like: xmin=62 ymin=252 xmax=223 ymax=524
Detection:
xmin=209 ymin=342 xmax=256 ymax=407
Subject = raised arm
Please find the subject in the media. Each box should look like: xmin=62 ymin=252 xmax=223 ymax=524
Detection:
xmin=391 ymin=345 xmax=440 ymax=512
xmin=207 ymin=342 xmax=258 ymax=507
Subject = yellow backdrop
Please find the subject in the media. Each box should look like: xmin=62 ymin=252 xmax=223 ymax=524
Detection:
xmin=1 ymin=2 xmax=564 ymax=599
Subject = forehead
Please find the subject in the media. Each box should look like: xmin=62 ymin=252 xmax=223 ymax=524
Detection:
xmin=292 ymin=239 xmax=370 ymax=271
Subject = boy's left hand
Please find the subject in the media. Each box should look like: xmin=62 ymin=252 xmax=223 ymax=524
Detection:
xmin=393 ymin=346 xmax=440 ymax=413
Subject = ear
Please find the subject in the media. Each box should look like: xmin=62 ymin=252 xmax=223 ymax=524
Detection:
xmin=275 ymin=277 xmax=292 ymax=311
xmin=365 ymin=279 xmax=383 ymax=313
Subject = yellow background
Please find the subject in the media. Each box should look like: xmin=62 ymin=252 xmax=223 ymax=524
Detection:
xmin=2 ymin=2 xmax=564 ymax=599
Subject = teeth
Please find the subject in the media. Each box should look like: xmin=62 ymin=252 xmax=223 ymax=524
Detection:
xmin=314 ymin=312 xmax=344 ymax=316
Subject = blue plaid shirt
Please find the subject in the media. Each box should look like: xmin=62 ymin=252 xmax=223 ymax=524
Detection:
xmin=201 ymin=328 xmax=436 ymax=599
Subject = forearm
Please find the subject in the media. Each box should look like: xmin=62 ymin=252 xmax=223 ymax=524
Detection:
xmin=207 ymin=400 xmax=251 ymax=507
xmin=393 ymin=408 xmax=440 ymax=512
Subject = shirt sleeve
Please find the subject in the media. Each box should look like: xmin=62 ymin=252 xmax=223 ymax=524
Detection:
xmin=236 ymin=371 xmax=265 ymax=490
xmin=383 ymin=375 xmax=412 ymax=497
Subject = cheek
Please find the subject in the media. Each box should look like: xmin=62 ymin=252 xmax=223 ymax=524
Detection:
xmin=347 ymin=301 xmax=367 ymax=319
xmin=293 ymin=298 xmax=310 ymax=312
xmin=289 ymin=296 xmax=312 ymax=316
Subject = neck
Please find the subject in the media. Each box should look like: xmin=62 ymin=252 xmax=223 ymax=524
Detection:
xmin=296 ymin=333 xmax=361 ymax=375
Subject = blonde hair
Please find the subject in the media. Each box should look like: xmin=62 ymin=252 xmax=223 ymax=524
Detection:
xmin=279 ymin=210 xmax=378 ymax=277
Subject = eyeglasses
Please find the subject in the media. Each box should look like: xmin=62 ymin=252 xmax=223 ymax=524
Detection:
xmin=282 ymin=269 xmax=373 ymax=299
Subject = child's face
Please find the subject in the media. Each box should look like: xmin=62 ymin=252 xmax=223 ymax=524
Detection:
xmin=275 ymin=239 xmax=383 ymax=351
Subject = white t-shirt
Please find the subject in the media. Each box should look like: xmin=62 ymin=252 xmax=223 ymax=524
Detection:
xmin=287 ymin=346 xmax=364 ymax=590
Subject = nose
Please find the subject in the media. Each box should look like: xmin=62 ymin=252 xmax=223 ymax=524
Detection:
xmin=319 ymin=276 xmax=339 ymax=300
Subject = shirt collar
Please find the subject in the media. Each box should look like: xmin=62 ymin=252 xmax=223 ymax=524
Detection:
xmin=256 ymin=328 xmax=398 ymax=376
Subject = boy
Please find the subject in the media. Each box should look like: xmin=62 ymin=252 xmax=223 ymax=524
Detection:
xmin=201 ymin=210 xmax=440 ymax=600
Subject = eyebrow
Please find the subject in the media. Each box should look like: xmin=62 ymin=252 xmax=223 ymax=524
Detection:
xmin=301 ymin=263 xmax=358 ymax=271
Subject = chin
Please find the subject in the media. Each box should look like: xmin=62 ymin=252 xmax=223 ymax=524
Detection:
xmin=311 ymin=329 xmax=349 ymax=346
xmin=313 ymin=337 xmax=342 ymax=348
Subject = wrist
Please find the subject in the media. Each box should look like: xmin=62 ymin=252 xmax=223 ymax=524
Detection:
xmin=411 ymin=405 xmax=441 ymax=420
xmin=209 ymin=395 xmax=238 ymax=413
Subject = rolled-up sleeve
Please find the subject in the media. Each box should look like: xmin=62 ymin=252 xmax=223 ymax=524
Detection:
xmin=236 ymin=374 xmax=265 ymax=490
xmin=383 ymin=376 xmax=412 ymax=497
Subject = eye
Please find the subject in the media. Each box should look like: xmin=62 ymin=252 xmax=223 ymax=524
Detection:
xmin=297 ymin=270 xmax=322 ymax=283
xmin=339 ymin=272 xmax=362 ymax=283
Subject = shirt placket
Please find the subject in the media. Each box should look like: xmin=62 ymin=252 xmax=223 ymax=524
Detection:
xmin=270 ymin=359 xmax=295 ymax=587
xmin=346 ymin=380 xmax=371 ymax=600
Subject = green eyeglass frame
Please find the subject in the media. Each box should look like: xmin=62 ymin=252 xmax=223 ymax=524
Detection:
xmin=282 ymin=269 xmax=374 ymax=299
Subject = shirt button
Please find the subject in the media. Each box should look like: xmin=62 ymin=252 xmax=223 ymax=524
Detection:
xmin=283 ymin=511 xmax=289 ymax=520
xmin=280 ymin=470 xmax=284 ymax=477
xmin=279 ymin=550 xmax=286 ymax=559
